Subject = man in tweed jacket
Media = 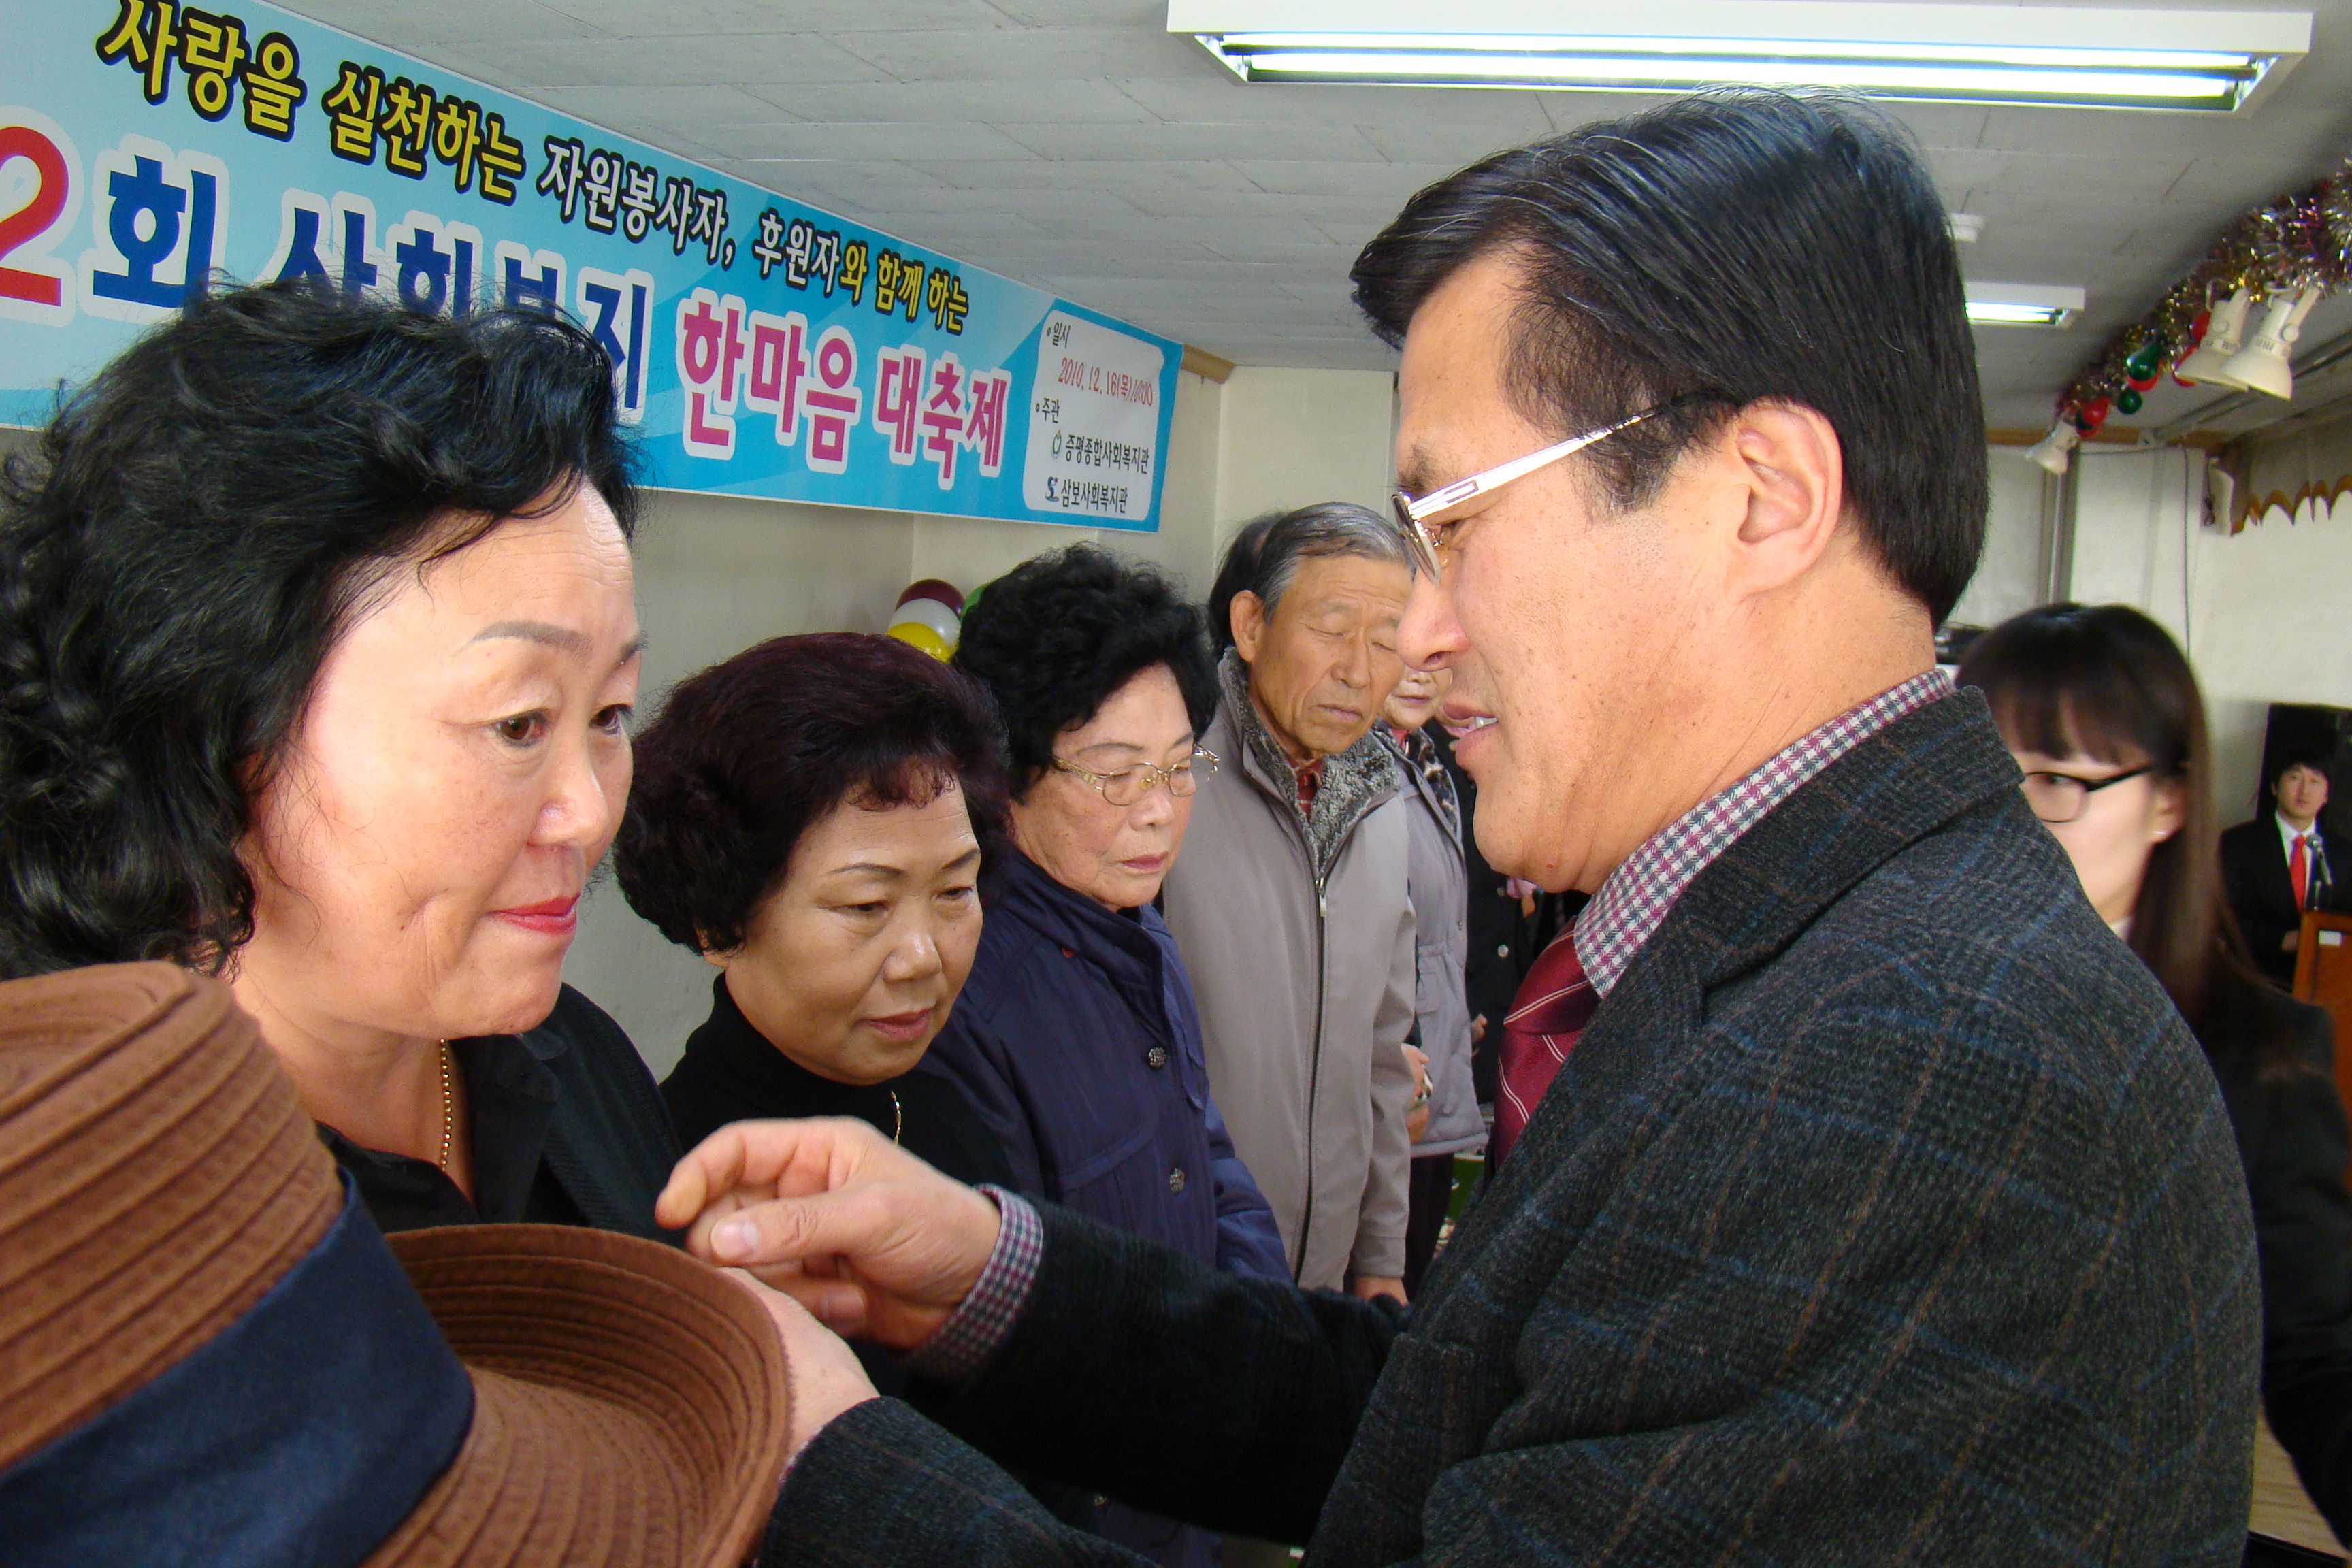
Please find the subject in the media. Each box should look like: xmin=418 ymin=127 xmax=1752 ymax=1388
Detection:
xmin=664 ymin=91 xmax=2259 ymax=1565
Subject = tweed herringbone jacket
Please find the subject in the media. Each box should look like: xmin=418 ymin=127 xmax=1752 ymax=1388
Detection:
xmin=772 ymin=692 xmax=2260 ymax=1566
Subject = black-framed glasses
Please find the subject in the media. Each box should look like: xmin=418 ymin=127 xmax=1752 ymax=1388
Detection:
xmin=1051 ymin=747 xmax=1219 ymax=807
xmin=2020 ymin=764 xmax=2156 ymax=824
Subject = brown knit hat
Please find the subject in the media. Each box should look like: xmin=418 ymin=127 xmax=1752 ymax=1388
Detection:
xmin=0 ymin=962 xmax=791 ymax=1567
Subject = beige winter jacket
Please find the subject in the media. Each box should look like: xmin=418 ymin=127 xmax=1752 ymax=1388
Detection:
xmin=1160 ymin=654 xmax=1418 ymax=1290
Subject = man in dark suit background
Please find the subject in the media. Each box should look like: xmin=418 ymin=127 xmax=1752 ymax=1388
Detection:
xmin=2223 ymin=746 xmax=2347 ymax=985
xmin=661 ymin=92 xmax=2258 ymax=1566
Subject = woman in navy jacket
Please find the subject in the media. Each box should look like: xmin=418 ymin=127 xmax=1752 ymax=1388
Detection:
xmin=926 ymin=545 xmax=1288 ymax=1568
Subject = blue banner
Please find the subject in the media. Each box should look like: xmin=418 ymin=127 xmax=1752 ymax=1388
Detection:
xmin=0 ymin=0 xmax=1176 ymax=529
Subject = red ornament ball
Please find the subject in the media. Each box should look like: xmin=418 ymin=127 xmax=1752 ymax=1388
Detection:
xmin=896 ymin=578 xmax=965 ymax=615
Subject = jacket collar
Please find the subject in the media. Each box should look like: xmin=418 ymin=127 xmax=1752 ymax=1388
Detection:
xmin=1216 ymin=649 xmax=1399 ymax=879
xmin=1381 ymin=723 xmax=1462 ymax=846
xmin=985 ymin=847 xmax=1164 ymax=996
xmin=1432 ymin=689 xmax=2027 ymax=1295
xmin=678 ymin=975 xmax=904 ymax=1127
xmin=1633 ymin=687 xmax=2017 ymax=996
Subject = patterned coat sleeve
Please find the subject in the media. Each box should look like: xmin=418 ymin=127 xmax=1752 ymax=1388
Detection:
xmin=775 ymin=1203 xmax=1403 ymax=1564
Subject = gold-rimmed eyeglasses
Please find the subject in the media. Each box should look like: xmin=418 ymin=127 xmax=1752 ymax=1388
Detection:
xmin=1052 ymin=747 xmax=1220 ymax=807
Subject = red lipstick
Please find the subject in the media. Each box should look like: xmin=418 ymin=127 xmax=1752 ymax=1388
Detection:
xmin=493 ymin=896 xmax=578 ymax=937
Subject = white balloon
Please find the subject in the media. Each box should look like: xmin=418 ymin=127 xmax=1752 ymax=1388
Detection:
xmin=889 ymin=595 xmax=961 ymax=644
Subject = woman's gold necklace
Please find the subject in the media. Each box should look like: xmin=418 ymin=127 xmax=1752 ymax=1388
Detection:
xmin=889 ymin=1088 xmax=903 ymax=1145
xmin=436 ymin=1041 xmax=455 ymax=1171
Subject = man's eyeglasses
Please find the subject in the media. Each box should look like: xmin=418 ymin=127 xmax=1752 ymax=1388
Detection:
xmin=1387 ymin=402 xmax=1671 ymax=578
xmin=2020 ymin=764 xmax=2156 ymax=825
xmin=1053 ymin=748 xmax=1220 ymax=808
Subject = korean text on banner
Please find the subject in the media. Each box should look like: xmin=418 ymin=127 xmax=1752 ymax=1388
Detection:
xmin=0 ymin=0 xmax=1181 ymax=532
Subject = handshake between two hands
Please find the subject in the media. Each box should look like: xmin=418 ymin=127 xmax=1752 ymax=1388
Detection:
xmin=653 ymin=1117 xmax=1003 ymax=1458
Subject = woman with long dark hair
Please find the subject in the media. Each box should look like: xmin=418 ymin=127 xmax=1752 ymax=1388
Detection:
xmin=1961 ymin=604 xmax=2352 ymax=1548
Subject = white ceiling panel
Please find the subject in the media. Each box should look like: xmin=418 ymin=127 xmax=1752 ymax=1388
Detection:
xmin=274 ymin=0 xmax=2352 ymax=427
xmin=438 ymin=31 xmax=894 ymax=90
xmin=753 ymin=80 xmax=1162 ymax=123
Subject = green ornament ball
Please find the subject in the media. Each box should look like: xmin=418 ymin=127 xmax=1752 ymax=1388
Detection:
xmin=2115 ymin=387 xmax=2145 ymax=415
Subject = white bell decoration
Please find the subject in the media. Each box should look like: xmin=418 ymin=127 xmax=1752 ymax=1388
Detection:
xmin=2024 ymin=421 xmax=2079 ymax=476
xmin=2175 ymin=288 xmax=2255 ymax=388
xmin=2219 ymin=284 xmax=2324 ymax=399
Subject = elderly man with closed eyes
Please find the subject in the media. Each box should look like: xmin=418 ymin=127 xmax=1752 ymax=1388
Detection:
xmin=1160 ymin=500 xmax=1422 ymax=1307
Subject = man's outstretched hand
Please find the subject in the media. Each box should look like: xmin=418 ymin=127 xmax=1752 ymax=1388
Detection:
xmin=656 ymin=1115 xmax=1005 ymax=1351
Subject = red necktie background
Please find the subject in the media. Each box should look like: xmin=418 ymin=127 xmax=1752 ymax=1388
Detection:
xmin=2293 ymin=833 xmax=2311 ymax=911
xmin=1492 ymin=930 xmax=1600 ymax=1166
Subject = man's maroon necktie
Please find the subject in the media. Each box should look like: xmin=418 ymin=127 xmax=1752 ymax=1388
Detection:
xmin=1492 ymin=928 xmax=1599 ymax=1166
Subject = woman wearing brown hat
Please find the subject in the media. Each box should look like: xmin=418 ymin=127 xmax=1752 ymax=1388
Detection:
xmin=0 ymin=282 xmax=674 ymax=1239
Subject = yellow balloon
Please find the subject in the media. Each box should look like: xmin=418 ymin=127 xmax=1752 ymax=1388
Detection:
xmin=888 ymin=620 xmax=953 ymax=661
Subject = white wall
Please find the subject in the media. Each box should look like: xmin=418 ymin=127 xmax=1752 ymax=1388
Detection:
xmin=1209 ymin=365 xmax=1397 ymax=565
xmin=2180 ymin=484 xmax=2352 ymax=821
xmin=1948 ymin=448 xmax=2052 ymax=630
xmin=2061 ymin=444 xmax=2352 ymax=822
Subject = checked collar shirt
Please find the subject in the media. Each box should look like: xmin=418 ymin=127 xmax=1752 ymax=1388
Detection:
xmin=906 ymin=667 xmax=1957 ymax=1380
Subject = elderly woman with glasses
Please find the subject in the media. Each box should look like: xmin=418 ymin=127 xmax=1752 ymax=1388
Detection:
xmin=925 ymin=544 xmax=1287 ymax=1568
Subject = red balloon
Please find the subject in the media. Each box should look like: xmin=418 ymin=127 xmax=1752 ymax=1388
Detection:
xmin=896 ymin=578 xmax=964 ymax=615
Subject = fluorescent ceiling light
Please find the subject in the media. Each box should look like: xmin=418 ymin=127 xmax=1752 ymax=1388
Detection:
xmin=1169 ymin=1 xmax=2309 ymax=111
xmin=1964 ymin=282 xmax=2085 ymax=327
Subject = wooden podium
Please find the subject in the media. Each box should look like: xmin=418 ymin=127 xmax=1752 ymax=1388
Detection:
xmin=2293 ymin=911 xmax=2352 ymax=1162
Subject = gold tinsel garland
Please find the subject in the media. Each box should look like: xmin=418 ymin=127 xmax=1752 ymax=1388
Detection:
xmin=2054 ymin=150 xmax=2352 ymax=429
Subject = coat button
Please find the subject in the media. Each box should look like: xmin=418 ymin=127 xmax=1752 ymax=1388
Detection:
xmin=1497 ymin=943 xmax=1511 ymax=958
xmin=1146 ymin=1045 xmax=1169 ymax=1069
xmin=1168 ymin=1166 xmax=1187 ymax=1194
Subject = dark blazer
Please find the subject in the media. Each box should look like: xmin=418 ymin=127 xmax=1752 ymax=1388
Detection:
xmin=770 ymin=691 xmax=2259 ymax=1565
xmin=664 ymin=974 xmax=1016 ymax=1192
xmin=920 ymin=848 xmax=1289 ymax=1281
xmin=2222 ymin=816 xmax=2348 ymax=985
xmin=329 ymin=983 xmax=681 ymax=1241
xmin=2215 ymin=994 xmax=2352 ymax=1539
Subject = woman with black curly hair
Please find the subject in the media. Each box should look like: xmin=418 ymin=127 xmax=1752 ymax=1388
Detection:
xmin=616 ymin=631 xmax=1018 ymax=1193
xmin=0 ymin=280 xmax=676 ymax=1237
xmin=928 ymin=544 xmax=1286 ymax=1568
